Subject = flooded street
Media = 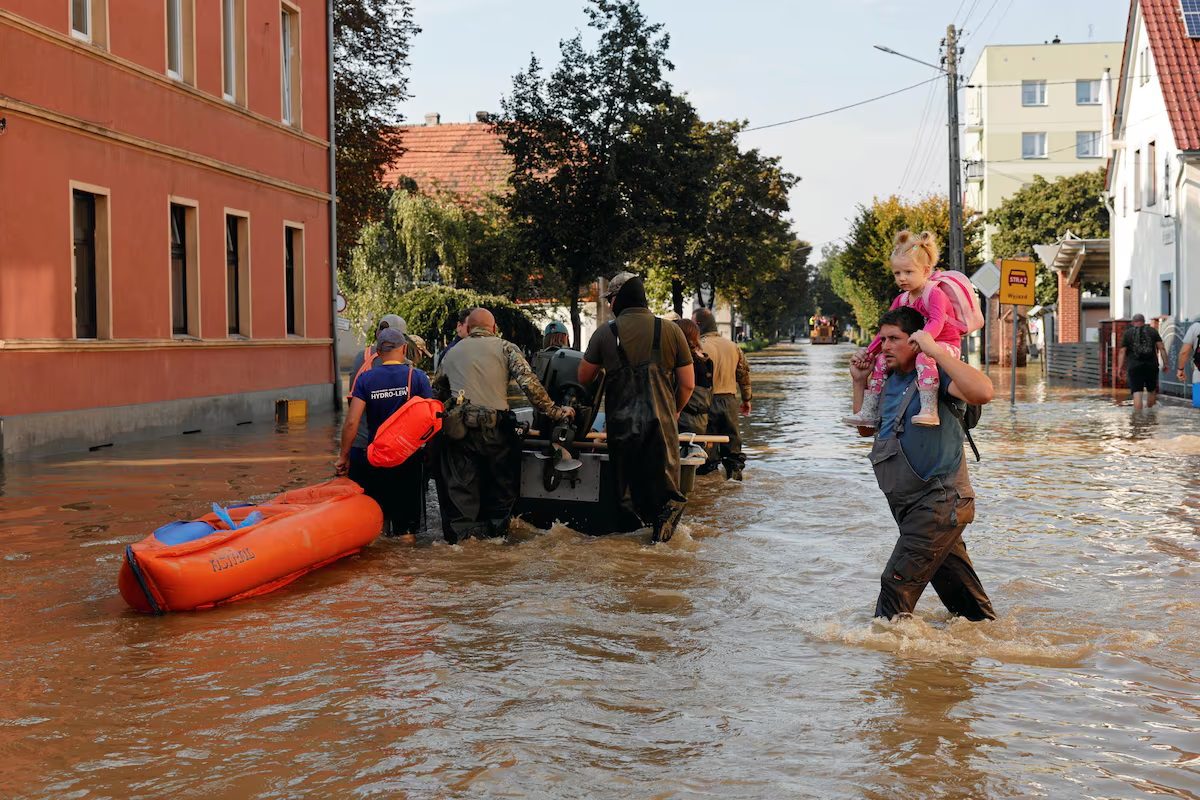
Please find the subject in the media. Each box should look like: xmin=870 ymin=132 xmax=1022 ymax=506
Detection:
xmin=2 ymin=342 xmax=1198 ymax=799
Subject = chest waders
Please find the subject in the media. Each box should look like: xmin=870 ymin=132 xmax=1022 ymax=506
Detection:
xmin=605 ymin=318 xmax=686 ymax=542
xmin=869 ymin=383 xmax=995 ymax=622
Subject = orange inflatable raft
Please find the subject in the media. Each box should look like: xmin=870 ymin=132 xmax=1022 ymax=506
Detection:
xmin=118 ymin=478 xmax=382 ymax=613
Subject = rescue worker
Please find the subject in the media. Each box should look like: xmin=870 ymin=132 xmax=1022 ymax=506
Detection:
xmin=434 ymin=308 xmax=574 ymax=543
xmin=693 ymin=308 xmax=752 ymax=481
xmin=335 ymin=328 xmax=434 ymax=538
xmin=578 ymin=272 xmax=695 ymax=543
xmin=434 ymin=309 xmax=471 ymax=371
xmin=849 ymin=306 xmax=996 ymax=621
xmin=346 ymin=314 xmax=407 ymax=487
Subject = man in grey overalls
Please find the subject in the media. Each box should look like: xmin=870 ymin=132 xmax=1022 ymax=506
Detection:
xmin=850 ymin=307 xmax=996 ymax=621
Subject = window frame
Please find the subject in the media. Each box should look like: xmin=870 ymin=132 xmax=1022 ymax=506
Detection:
xmin=221 ymin=0 xmax=247 ymax=104
xmin=1021 ymin=132 xmax=1048 ymax=160
xmin=1076 ymin=131 xmax=1102 ymax=159
xmin=1146 ymin=141 xmax=1157 ymax=207
xmin=283 ymin=221 xmax=306 ymax=337
xmin=168 ymin=197 xmax=201 ymax=338
xmin=224 ymin=210 xmax=252 ymax=337
xmin=69 ymin=183 xmax=112 ymax=341
xmin=165 ymin=0 xmax=195 ymax=84
xmin=280 ymin=3 xmax=302 ymax=126
xmin=1134 ymin=149 xmax=1142 ymax=211
xmin=1075 ymin=79 xmax=1101 ymax=105
xmin=1021 ymin=80 xmax=1047 ymax=107
xmin=70 ymin=0 xmax=91 ymax=41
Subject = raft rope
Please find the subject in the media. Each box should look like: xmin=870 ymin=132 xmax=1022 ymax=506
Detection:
xmin=125 ymin=545 xmax=163 ymax=616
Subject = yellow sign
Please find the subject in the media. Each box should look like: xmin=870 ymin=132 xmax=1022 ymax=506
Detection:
xmin=998 ymin=259 xmax=1036 ymax=306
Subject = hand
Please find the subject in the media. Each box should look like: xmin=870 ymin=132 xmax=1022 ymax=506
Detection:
xmin=740 ymin=401 xmax=752 ymax=415
xmin=849 ymin=358 xmax=872 ymax=387
xmin=849 ymin=349 xmax=872 ymax=369
xmin=1178 ymin=368 xmax=1187 ymax=381
xmin=908 ymin=330 xmax=936 ymax=356
xmin=559 ymin=405 xmax=576 ymax=420
xmin=334 ymin=456 xmax=348 ymax=477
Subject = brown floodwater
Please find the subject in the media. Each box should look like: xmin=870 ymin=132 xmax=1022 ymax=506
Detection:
xmin=1 ymin=343 xmax=1198 ymax=799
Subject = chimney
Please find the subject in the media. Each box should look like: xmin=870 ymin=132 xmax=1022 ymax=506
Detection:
xmin=475 ymin=110 xmax=490 ymax=123
xmin=424 ymin=112 xmax=441 ymax=126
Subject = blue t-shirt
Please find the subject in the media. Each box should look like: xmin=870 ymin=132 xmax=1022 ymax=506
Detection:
xmin=351 ymin=364 xmax=434 ymax=443
xmin=876 ymin=367 xmax=964 ymax=480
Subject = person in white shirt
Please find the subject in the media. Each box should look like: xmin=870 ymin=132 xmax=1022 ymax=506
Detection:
xmin=1175 ymin=320 xmax=1200 ymax=388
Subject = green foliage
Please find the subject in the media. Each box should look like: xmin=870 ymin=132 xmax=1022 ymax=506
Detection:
xmin=497 ymin=0 xmax=675 ymax=345
xmin=809 ymin=243 xmax=854 ymax=322
xmin=832 ymin=195 xmax=982 ymax=334
xmin=334 ymin=0 xmax=420 ymax=269
xmin=738 ymin=338 xmax=770 ymax=353
xmin=393 ymin=286 xmax=541 ymax=354
xmin=987 ymin=169 xmax=1109 ymax=305
xmin=739 ymin=238 xmax=812 ymax=336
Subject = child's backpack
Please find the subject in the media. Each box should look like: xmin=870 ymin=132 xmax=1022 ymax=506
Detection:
xmin=929 ymin=270 xmax=985 ymax=334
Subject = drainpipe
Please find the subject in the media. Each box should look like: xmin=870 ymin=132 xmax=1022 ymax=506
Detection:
xmin=326 ymin=0 xmax=341 ymax=410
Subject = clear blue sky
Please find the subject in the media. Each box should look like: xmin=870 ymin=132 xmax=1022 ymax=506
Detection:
xmin=397 ymin=0 xmax=1131 ymax=250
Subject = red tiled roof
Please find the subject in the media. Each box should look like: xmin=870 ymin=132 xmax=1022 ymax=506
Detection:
xmin=1134 ymin=0 xmax=1200 ymax=150
xmin=382 ymin=123 xmax=512 ymax=202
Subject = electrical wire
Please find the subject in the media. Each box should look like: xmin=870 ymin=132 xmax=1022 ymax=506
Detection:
xmin=743 ymin=77 xmax=941 ymax=132
xmin=898 ymin=80 xmax=941 ymax=190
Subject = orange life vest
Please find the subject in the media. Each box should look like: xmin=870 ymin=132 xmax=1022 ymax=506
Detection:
xmin=366 ymin=366 xmax=444 ymax=467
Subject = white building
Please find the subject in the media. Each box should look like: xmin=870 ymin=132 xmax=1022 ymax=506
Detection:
xmin=965 ymin=40 xmax=1122 ymax=260
xmin=1106 ymin=0 xmax=1200 ymax=322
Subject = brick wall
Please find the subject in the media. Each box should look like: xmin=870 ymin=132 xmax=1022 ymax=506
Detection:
xmin=1057 ymin=272 xmax=1081 ymax=343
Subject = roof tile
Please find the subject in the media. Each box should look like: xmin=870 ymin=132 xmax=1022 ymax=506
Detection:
xmin=1142 ymin=0 xmax=1200 ymax=150
xmin=382 ymin=123 xmax=512 ymax=202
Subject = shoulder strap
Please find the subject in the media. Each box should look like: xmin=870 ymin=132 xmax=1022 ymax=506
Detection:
xmin=609 ymin=320 xmax=630 ymax=368
xmin=405 ymin=364 xmax=413 ymax=397
xmin=892 ymin=381 xmax=920 ymax=436
xmin=349 ymin=348 xmax=376 ymax=396
xmin=651 ymin=317 xmax=662 ymax=361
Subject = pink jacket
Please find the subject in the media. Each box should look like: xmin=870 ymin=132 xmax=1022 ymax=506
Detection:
xmin=866 ymin=285 xmax=966 ymax=354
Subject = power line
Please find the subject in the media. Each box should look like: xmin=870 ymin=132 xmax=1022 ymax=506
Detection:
xmin=898 ymin=80 xmax=940 ymax=190
xmin=743 ymin=77 xmax=941 ymax=132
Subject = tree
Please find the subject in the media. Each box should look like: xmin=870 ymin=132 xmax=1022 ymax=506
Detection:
xmin=739 ymin=238 xmax=812 ymax=337
xmin=497 ymin=0 xmax=675 ymax=346
xmin=810 ymin=244 xmax=854 ymax=321
xmin=393 ymin=286 xmax=541 ymax=353
xmin=334 ymin=0 xmax=420 ymax=270
xmin=987 ymin=168 xmax=1109 ymax=305
xmin=833 ymin=194 xmax=983 ymax=334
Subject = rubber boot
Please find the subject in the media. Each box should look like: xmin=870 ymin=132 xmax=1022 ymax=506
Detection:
xmin=842 ymin=391 xmax=881 ymax=429
xmin=912 ymin=389 xmax=941 ymax=427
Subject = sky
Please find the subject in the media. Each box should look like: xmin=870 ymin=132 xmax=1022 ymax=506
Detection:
xmin=396 ymin=0 xmax=1132 ymax=252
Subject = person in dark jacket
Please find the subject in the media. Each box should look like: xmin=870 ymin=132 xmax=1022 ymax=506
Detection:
xmin=674 ymin=318 xmax=712 ymax=436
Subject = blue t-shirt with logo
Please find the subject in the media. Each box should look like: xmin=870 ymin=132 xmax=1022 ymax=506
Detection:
xmin=351 ymin=364 xmax=433 ymax=443
xmin=876 ymin=367 xmax=964 ymax=481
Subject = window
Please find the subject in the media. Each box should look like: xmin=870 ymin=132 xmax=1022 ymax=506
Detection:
xmin=1022 ymin=132 xmax=1047 ymax=159
xmin=70 ymin=184 xmax=111 ymax=339
xmin=221 ymin=0 xmax=246 ymax=103
xmin=1076 ymin=131 xmax=1102 ymax=158
xmin=284 ymin=225 xmax=305 ymax=335
xmin=1139 ymin=48 xmax=1151 ymax=86
xmin=166 ymin=0 xmax=194 ymax=83
xmin=70 ymin=0 xmax=107 ymax=46
xmin=1134 ymin=149 xmax=1142 ymax=211
xmin=1161 ymin=278 xmax=1172 ymax=316
xmin=73 ymin=191 xmax=97 ymax=338
xmin=1147 ymin=141 xmax=1157 ymax=206
xmin=280 ymin=5 xmax=301 ymax=125
xmin=225 ymin=214 xmax=250 ymax=336
xmin=1076 ymin=79 xmax=1101 ymax=105
xmin=71 ymin=0 xmax=90 ymax=40
xmin=169 ymin=201 xmax=199 ymax=336
xmin=1022 ymin=80 xmax=1047 ymax=106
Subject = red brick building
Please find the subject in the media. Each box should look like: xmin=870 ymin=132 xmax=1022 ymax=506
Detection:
xmin=0 ymin=1 xmax=335 ymax=457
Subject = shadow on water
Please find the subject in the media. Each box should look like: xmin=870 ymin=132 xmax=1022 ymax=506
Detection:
xmin=1 ymin=343 xmax=1199 ymax=798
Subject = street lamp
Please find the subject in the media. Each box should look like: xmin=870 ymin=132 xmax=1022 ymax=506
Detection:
xmin=874 ymin=28 xmax=965 ymax=274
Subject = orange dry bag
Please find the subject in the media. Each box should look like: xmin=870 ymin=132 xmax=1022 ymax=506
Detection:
xmin=367 ymin=368 xmax=444 ymax=467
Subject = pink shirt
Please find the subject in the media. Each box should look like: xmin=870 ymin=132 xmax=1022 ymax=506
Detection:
xmin=866 ymin=284 xmax=966 ymax=354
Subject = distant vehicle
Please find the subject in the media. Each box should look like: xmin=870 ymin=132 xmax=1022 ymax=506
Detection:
xmin=811 ymin=323 xmax=838 ymax=345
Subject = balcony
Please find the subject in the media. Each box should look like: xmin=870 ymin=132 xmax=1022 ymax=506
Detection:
xmin=965 ymin=160 xmax=984 ymax=181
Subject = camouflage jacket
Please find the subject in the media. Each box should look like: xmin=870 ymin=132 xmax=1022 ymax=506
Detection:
xmin=434 ymin=328 xmax=570 ymax=422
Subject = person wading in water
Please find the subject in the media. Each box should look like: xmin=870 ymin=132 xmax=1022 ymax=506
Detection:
xmin=850 ymin=307 xmax=997 ymax=621
xmin=578 ymin=272 xmax=695 ymax=542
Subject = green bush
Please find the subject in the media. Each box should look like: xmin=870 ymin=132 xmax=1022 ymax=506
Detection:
xmin=392 ymin=286 xmax=540 ymax=354
xmin=738 ymin=338 xmax=770 ymax=353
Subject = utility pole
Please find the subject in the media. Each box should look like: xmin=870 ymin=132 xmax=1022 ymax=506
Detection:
xmin=944 ymin=24 xmax=964 ymax=273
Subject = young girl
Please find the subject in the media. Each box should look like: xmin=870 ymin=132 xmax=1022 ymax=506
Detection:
xmin=843 ymin=230 xmax=965 ymax=429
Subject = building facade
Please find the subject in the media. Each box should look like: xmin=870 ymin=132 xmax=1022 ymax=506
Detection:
xmin=0 ymin=1 xmax=335 ymax=457
xmin=1106 ymin=0 xmax=1200 ymax=324
xmin=964 ymin=40 xmax=1123 ymax=259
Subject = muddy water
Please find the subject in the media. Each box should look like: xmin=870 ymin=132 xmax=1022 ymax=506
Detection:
xmin=1 ymin=343 xmax=1198 ymax=799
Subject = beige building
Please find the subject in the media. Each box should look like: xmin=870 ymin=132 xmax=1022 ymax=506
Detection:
xmin=964 ymin=40 xmax=1123 ymax=259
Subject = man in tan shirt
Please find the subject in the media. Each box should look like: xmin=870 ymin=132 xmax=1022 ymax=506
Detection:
xmin=693 ymin=308 xmax=752 ymax=481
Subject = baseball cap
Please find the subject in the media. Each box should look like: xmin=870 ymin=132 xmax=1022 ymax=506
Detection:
xmin=378 ymin=314 xmax=407 ymax=334
xmin=604 ymin=271 xmax=638 ymax=300
xmin=543 ymin=321 xmax=569 ymax=336
xmin=376 ymin=328 xmax=407 ymax=352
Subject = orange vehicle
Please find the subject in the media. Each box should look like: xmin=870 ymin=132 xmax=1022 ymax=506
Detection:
xmin=118 ymin=478 xmax=382 ymax=613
